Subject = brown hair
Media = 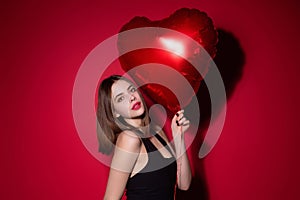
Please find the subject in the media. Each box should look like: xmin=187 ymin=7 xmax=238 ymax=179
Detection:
xmin=96 ymin=75 xmax=150 ymax=154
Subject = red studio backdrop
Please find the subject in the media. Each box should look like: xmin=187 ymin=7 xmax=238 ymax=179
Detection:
xmin=1 ymin=0 xmax=300 ymax=200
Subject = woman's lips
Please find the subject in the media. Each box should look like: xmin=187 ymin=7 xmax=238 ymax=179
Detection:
xmin=131 ymin=102 xmax=141 ymax=110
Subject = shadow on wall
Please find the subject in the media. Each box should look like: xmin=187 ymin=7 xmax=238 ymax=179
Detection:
xmin=176 ymin=29 xmax=246 ymax=200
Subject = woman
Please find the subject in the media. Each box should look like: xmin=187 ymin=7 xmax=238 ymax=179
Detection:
xmin=97 ymin=75 xmax=191 ymax=200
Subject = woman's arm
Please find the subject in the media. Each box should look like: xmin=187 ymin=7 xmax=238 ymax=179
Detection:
xmin=171 ymin=110 xmax=192 ymax=191
xmin=104 ymin=131 xmax=141 ymax=200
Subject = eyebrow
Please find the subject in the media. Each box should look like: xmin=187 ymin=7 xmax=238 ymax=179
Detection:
xmin=114 ymin=84 xmax=133 ymax=101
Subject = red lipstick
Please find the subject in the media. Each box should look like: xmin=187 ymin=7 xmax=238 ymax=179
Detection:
xmin=131 ymin=102 xmax=141 ymax=110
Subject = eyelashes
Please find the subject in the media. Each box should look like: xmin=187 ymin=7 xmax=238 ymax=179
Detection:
xmin=117 ymin=96 xmax=125 ymax=102
xmin=130 ymin=87 xmax=137 ymax=93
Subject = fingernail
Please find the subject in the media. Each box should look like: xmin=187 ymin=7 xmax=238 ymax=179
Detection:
xmin=176 ymin=120 xmax=179 ymax=126
xmin=176 ymin=113 xmax=179 ymax=117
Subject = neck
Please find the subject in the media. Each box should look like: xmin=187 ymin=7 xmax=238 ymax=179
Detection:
xmin=124 ymin=118 xmax=152 ymax=137
xmin=124 ymin=118 xmax=143 ymax=128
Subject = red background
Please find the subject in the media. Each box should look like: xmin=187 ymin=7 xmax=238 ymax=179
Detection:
xmin=1 ymin=0 xmax=300 ymax=199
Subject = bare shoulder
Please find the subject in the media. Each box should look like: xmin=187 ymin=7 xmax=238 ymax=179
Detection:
xmin=116 ymin=130 xmax=141 ymax=152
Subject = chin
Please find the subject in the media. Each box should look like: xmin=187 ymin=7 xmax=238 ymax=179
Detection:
xmin=131 ymin=108 xmax=145 ymax=119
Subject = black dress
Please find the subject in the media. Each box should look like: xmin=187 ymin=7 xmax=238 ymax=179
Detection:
xmin=125 ymin=131 xmax=177 ymax=200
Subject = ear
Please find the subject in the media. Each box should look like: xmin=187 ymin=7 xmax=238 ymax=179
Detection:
xmin=112 ymin=107 xmax=120 ymax=118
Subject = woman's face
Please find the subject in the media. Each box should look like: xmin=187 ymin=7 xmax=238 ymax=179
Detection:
xmin=111 ymin=79 xmax=145 ymax=124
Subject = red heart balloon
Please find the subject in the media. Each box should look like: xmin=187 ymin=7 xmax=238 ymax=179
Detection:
xmin=118 ymin=8 xmax=218 ymax=114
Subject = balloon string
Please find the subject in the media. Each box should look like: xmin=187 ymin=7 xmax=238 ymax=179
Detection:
xmin=177 ymin=126 xmax=182 ymax=191
xmin=174 ymin=125 xmax=183 ymax=199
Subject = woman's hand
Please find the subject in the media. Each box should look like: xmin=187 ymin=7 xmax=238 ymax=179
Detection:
xmin=171 ymin=110 xmax=192 ymax=190
xmin=171 ymin=110 xmax=190 ymax=137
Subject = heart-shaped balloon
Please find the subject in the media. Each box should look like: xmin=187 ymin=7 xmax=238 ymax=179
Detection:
xmin=118 ymin=8 xmax=218 ymax=114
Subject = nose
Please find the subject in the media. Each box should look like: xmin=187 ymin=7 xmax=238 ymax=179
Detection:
xmin=129 ymin=94 xmax=136 ymax=102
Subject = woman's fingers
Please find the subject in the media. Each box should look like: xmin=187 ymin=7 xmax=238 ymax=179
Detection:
xmin=172 ymin=110 xmax=190 ymax=134
xmin=172 ymin=110 xmax=183 ymax=123
xmin=177 ymin=117 xmax=186 ymax=125
xmin=177 ymin=118 xmax=190 ymax=126
xmin=176 ymin=110 xmax=184 ymax=116
xmin=181 ymin=120 xmax=190 ymax=126
xmin=175 ymin=110 xmax=190 ymax=126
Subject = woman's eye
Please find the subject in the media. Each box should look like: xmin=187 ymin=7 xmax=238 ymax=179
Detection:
xmin=130 ymin=87 xmax=137 ymax=92
xmin=117 ymin=96 xmax=124 ymax=102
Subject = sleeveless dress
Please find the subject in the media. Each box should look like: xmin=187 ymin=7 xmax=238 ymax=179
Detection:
xmin=125 ymin=130 xmax=177 ymax=200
